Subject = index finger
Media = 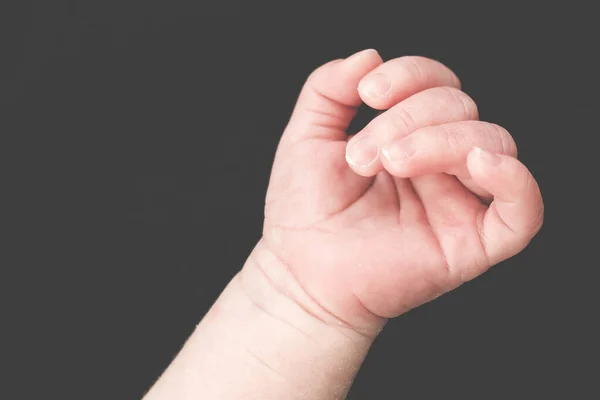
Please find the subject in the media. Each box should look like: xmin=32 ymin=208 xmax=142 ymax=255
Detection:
xmin=358 ymin=56 xmax=461 ymax=110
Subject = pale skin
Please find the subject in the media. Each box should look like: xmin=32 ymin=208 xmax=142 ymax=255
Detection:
xmin=143 ymin=49 xmax=544 ymax=399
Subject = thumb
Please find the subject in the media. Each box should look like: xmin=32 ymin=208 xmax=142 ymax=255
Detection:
xmin=282 ymin=49 xmax=383 ymax=145
xmin=467 ymin=147 xmax=544 ymax=267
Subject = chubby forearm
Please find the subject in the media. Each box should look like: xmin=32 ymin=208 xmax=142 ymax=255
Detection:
xmin=143 ymin=240 xmax=378 ymax=400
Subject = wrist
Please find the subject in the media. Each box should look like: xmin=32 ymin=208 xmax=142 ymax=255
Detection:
xmin=144 ymin=239 xmax=381 ymax=400
xmin=226 ymin=239 xmax=379 ymax=398
xmin=239 ymin=238 xmax=386 ymax=342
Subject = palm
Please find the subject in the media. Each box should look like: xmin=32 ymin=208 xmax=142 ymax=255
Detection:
xmin=264 ymin=139 xmax=486 ymax=324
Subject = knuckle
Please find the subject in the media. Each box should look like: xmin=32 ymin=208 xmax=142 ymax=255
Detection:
xmin=489 ymin=123 xmax=518 ymax=157
xmin=400 ymin=56 xmax=430 ymax=82
xmin=442 ymin=124 xmax=468 ymax=152
xmin=439 ymin=86 xmax=479 ymax=120
xmin=533 ymin=200 xmax=545 ymax=233
xmin=520 ymin=177 xmax=544 ymax=238
xmin=529 ymin=202 xmax=545 ymax=236
xmin=389 ymin=106 xmax=417 ymax=133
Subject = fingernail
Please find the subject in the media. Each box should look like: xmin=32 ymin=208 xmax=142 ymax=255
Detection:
xmin=381 ymin=138 xmax=415 ymax=162
xmin=473 ymin=147 xmax=501 ymax=165
xmin=346 ymin=48 xmax=378 ymax=64
xmin=358 ymin=73 xmax=391 ymax=97
xmin=346 ymin=136 xmax=379 ymax=167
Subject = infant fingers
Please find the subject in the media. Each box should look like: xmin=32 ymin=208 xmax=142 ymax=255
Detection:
xmin=380 ymin=121 xmax=517 ymax=178
xmin=358 ymin=56 xmax=461 ymax=110
xmin=466 ymin=147 xmax=544 ymax=271
xmin=346 ymin=86 xmax=478 ymax=176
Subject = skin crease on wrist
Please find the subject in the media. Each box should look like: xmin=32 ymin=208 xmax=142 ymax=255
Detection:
xmin=143 ymin=241 xmax=376 ymax=400
xmin=143 ymin=48 xmax=544 ymax=400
